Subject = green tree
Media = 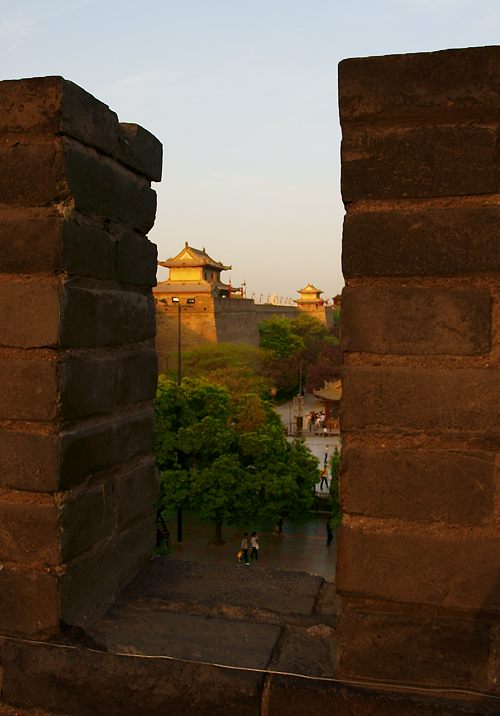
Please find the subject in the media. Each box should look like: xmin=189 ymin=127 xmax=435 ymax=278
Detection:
xmin=176 ymin=343 xmax=272 ymax=400
xmin=154 ymin=377 xmax=320 ymax=543
xmin=259 ymin=316 xmax=305 ymax=358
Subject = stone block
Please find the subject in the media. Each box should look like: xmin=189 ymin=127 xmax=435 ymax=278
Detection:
xmin=0 ymin=138 xmax=65 ymax=207
xmin=341 ymin=286 xmax=491 ymax=355
xmin=62 ymin=219 xmax=116 ymax=279
xmin=0 ymin=214 xmax=63 ymax=274
xmin=0 ymin=570 xmax=59 ymax=635
xmin=60 ymin=423 xmax=116 ymax=490
xmin=60 ymin=481 xmax=114 ymax=561
xmin=60 ymin=517 xmax=155 ymax=626
xmin=60 ymin=354 xmax=117 ymax=419
xmin=0 ymin=279 xmax=60 ymax=348
xmin=61 ymin=282 xmax=155 ymax=347
xmin=117 ymin=349 xmax=158 ymax=405
xmin=342 ymin=448 xmax=496 ymax=525
xmin=341 ymin=366 xmax=500 ymax=434
xmin=59 ymin=409 xmax=155 ymax=490
xmin=0 ymin=355 xmax=58 ymax=420
xmin=336 ymin=605 xmax=491 ymax=690
xmin=0 ymin=497 xmax=59 ymax=562
xmin=339 ymin=46 xmax=500 ymax=126
xmin=0 ymin=430 xmax=60 ymax=492
xmin=0 ymin=138 xmax=157 ymax=232
xmin=1 ymin=639 xmax=263 ymax=716
xmin=115 ymin=460 xmax=158 ymax=530
xmin=118 ymin=123 xmax=163 ymax=182
xmin=65 ymin=141 xmax=157 ymax=232
xmin=336 ymin=525 xmax=500 ymax=611
xmin=0 ymin=76 xmax=119 ymax=156
xmin=341 ymin=126 xmax=497 ymax=201
xmin=342 ymin=207 xmax=500 ymax=277
xmin=0 ymin=214 xmax=116 ymax=279
xmin=116 ymin=231 xmax=157 ymax=286
xmin=114 ymin=408 xmax=155 ymax=464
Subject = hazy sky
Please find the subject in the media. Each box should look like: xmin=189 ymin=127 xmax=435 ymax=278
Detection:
xmin=1 ymin=0 xmax=499 ymax=299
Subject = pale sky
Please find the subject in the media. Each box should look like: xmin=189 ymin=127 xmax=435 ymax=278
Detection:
xmin=1 ymin=0 xmax=499 ymax=300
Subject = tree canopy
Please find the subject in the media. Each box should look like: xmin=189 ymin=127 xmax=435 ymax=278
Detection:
xmin=154 ymin=376 xmax=320 ymax=542
xmin=258 ymin=313 xmax=342 ymax=399
xmin=171 ymin=343 xmax=272 ymax=400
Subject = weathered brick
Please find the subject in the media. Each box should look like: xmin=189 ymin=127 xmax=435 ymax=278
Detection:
xmin=0 ymin=356 xmax=58 ymax=420
xmin=116 ymin=231 xmax=157 ymax=286
xmin=60 ymin=517 xmax=155 ymax=626
xmin=339 ymin=46 xmax=500 ymax=126
xmin=0 ymin=138 xmax=65 ymax=207
xmin=62 ymin=220 xmax=116 ymax=280
xmin=342 ymin=448 xmax=495 ymax=525
xmin=0 ymin=76 xmax=119 ymax=156
xmin=0 ymin=138 xmax=157 ymax=232
xmin=115 ymin=409 xmax=155 ymax=464
xmin=0 ymin=214 xmax=63 ymax=273
xmin=115 ymin=461 xmax=158 ymax=531
xmin=59 ymin=409 xmax=155 ymax=490
xmin=341 ymin=126 xmax=497 ymax=201
xmin=342 ymin=208 xmax=500 ymax=278
xmin=0 ymin=215 xmax=116 ymax=279
xmin=0 ymin=77 xmax=162 ymax=181
xmin=0 ymin=569 xmax=59 ymax=635
xmin=0 ymin=498 xmax=59 ymax=562
xmin=60 ymin=481 xmax=113 ymax=561
xmin=118 ymin=123 xmax=163 ymax=182
xmin=337 ymin=525 xmax=500 ymax=611
xmin=341 ymin=366 xmax=500 ymax=433
xmin=65 ymin=141 xmax=157 ymax=232
xmin=117 ymin=349 xmax=157 ymax=405
xmin=61 ymin=282 xmax=155 ymax=347
xmin=60 ymin=354 xmax=117 ymax=419
xmin=337 ymin=605 xmax=491 ymax=690
xmin=0 ymin=280 xmax=60 ymax=348
xmin=0 ymin=430 xmax=60 ymax=492
xmin=341 ymin=286 xmax=491 ymax=355
xmin=60 ymin=423 xmax=116 ymax=490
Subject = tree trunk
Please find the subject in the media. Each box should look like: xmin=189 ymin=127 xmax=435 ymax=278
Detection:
xmin=213 ymin=519 xmax=225 ymax=545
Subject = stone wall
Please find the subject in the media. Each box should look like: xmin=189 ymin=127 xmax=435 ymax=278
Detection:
xmin=155 ymin=298 xmax=297 ymax=372
xmin=338 ymin=47 xmax=500 ymax=696
xmin=0 ymin=76 xmax=162 ymax=636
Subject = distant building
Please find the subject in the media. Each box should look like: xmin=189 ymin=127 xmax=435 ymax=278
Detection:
xmin=156 ymin=242 xmax=239 ymax=299
xmin=294 ymin=283 xmax=334 ymax=328
xmin=154 ymin=244 xmax=296 ymax=372
xmin=313 ymin=379 xmax=342 ymax=432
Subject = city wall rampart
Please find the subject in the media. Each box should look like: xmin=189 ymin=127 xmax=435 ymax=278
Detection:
xmin=338 ymin=45 xmax=500 ymax=701
xmin=154 ymin=297 xmax=298 ymax=372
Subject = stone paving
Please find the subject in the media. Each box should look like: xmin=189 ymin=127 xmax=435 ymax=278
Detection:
xmin=167 ymin=512 xmax=336 ymax=581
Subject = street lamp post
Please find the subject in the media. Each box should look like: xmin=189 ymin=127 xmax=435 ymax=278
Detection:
xmin=171 ymin=296 xmax=195 ymax=543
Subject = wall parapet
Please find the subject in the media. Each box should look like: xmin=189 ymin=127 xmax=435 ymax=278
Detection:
xmin=0 ymin=76 xmax=162 ymax=636
xmin=338 ymin=46 xmax=500 ymax=701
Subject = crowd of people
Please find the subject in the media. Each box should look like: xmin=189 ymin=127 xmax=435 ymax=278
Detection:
xmin=306 ymin=410 xmax=327 ymax=434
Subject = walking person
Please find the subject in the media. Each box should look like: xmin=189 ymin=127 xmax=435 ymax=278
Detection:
xmin=320 ymin=466 xmax=329 ymax=490
xmin=239 ymin=532 xmax=250 ymax=565
xmin=250 ymin=531 xmax=259 ymax=560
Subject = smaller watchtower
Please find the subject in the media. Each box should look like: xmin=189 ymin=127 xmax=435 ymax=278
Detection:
xmin=294 ymin=283 xmax=333 ymax=327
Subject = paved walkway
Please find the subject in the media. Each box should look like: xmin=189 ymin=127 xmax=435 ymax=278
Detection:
xmin=167 ymin=512 xmax=336 ymax=581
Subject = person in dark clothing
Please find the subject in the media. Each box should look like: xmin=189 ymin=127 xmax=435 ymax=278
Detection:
xmin=326 ymin=518 xmax=334 ymax=546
